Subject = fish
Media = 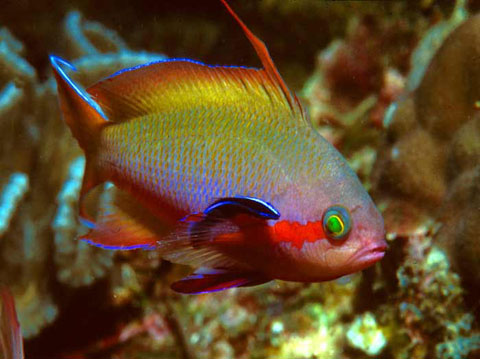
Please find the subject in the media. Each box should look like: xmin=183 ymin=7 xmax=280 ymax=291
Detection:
xmin=50 ymin=0 xmax=386 ymax=294
xmin=0 ymin=287 xmax=24 ymax=359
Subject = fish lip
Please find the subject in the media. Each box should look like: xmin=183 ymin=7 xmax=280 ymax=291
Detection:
xmin=358 ymin=247 xmax=386 ymax=265
xmin=352 ymin=240 xmax=388 ymax=267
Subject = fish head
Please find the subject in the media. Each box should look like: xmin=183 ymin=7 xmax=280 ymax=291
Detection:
xmin=308 ymin=169 xmax=387 ymax=279
xmin=273 ymin=158 xmax=386 ymax=281
xmin=296 ymin=196 xmax=386 ymax=281
xmin=319 ymin=200 xmax=386 ymax=276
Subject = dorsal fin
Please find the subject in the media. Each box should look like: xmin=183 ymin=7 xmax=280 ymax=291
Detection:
xmin=220 ymin=0 xmax=301 ymax=111
xmin=87 ymin=60 xmax=295 ymax=122
xmin=86 ymin=1 xmax=303 ymax=123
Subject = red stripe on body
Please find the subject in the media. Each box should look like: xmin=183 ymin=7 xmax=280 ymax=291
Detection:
xmin=272 ymin=220 xmax=325 ymax=249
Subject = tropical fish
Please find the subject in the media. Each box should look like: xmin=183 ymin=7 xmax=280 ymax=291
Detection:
xmin=50 ymin=0 xmax=386 ymax=294
xmin=0 ymin=287 xmax=24 ymax=359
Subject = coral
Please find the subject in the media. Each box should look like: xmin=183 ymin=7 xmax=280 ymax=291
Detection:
xmin=381 ymin=231 xmax=480 ymax=359
xmin=52 ymin=157 xmax=113 ymax=287
xmin=406 ymin=0 xmax=467 ymax=91
xmin=437 ymin=167 xmax=480 ymax=293
xmin=113 ymin=279 xmax=360 ymax=359
xmin=437 ymin=331 xmax=480 ymax=359
xmin=63 ymin=11 xmax=128 ymax=58
xmin=346 ymin=312 xmax=386 ymax=356
xmin=0 ymin=29 xmax=36 ymax=86
xmin=14 ymin=282 xmax=58 ymax=339
xmin=0 ymin=173 xmax=28 ymax=236
xmin=372 ymin=3 xmax=480 ymax=292
xmin=0 ymin=11 xmax=165 ymax=339
xmin=275 ymin=302 xmax=345 ymax=359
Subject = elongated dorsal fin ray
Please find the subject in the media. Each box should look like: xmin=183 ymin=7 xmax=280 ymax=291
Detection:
xmin=220 ymin=0 xmax=301 ymax=112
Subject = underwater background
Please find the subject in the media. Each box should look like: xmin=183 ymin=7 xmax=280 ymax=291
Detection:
xmin=1 ymin=0 xmax=480 ymax=358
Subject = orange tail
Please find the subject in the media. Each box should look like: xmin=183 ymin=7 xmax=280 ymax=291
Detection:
xmin=50 ymin=55 xmax=108 ymax=223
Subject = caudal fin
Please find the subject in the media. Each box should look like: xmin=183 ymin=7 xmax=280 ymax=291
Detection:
xmin=50 ymin=55 xmax=108 ymax=221
xmin=0 ymin=287 xmax=24 ymax=359
xmin=50 ymin=56 xmax=107 ymax=154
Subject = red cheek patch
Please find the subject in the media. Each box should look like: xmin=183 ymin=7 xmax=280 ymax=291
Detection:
xmin=272 ymin=220 xmax=325 ymax=249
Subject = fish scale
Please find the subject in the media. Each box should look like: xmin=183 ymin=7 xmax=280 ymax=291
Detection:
xmin=99 ymin=105 xmax=309 ymax=214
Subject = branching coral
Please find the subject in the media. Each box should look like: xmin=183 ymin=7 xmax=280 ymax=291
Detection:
xmin=0 ymin=173 xmax=28 ymax=237
xmin=0 ymin=11 xmax=165 ymax=339
xmin=64 ymin=11 xmax=128 ymax=58
xmin=52 ymin=157 xmax=113 ymax=287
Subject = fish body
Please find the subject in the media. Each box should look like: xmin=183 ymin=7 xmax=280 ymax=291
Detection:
xmin=51 ymin=0 xmax=386 ymax=294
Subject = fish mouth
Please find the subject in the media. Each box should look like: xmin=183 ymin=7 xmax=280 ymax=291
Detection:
xmin=352 ymin=240 xmax=388 ymax=268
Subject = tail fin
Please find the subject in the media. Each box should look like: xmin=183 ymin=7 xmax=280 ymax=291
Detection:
xmin=50 ymin=56 xmax=107 ymax=153
xmin=0 ymin=287 xmax=24 ymax=359
xmin=50 ymin=55 xmax=108 ymax=222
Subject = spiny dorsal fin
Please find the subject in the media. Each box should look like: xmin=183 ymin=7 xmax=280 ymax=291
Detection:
xmin=87 ymin=60 xmax=293 ymax=122
xmin=86 ymin=1 xmax=303 ymax=122
xmin=220 ymin=0 xmax=301 ymax=112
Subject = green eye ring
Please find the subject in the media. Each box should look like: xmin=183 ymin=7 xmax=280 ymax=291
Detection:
xmin=323 ymin=205 xmax=352 ymax=240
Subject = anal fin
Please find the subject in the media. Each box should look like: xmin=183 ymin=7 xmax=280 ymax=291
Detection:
xmin=81 ymin=185 xmax=170 ymax=250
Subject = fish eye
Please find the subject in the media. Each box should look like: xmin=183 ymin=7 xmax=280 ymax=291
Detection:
xmin=323 ymin=206 xmax=351 ymax=240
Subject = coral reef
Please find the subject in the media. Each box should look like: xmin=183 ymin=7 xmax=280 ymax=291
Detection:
xmin=0 ymin=173 xmax=29 ymax=236
xmin=0 ymin=11 xmax=165 ymax=338
xmin=346 ymin=312 xmax=386 ymax=356
xmin=52 ymin=157 xmax=113 ymax=287
xmin=406 ymin=0 xmax=467 ymax=91
xmin=372 ymin=5 xmax=480 ymax=293
xmin=390 ymin=234 xmax=479 ymax=358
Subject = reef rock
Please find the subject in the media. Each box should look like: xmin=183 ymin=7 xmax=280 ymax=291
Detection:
xmin=373 ymin=14 xmax=480 ymax=291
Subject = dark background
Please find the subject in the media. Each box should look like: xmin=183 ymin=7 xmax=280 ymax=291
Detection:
xmin=0 ymin=0 xmax=464 ymax=88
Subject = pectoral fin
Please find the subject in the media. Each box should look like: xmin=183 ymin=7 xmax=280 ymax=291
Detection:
xmin=158 ymin=196 xmax=279 ymax=269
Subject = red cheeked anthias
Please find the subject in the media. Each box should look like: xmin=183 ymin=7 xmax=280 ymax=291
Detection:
xmin=50 ymin=0 xmax=386 ymax=294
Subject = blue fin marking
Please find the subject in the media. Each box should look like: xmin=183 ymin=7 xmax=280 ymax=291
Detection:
xmin=49 ymin=55 xmax=107 ymax=120
xmin=82 ymin=239 xmax=156 ymax=251
xmin=204 ymin=196 xmax=280 ymax=220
